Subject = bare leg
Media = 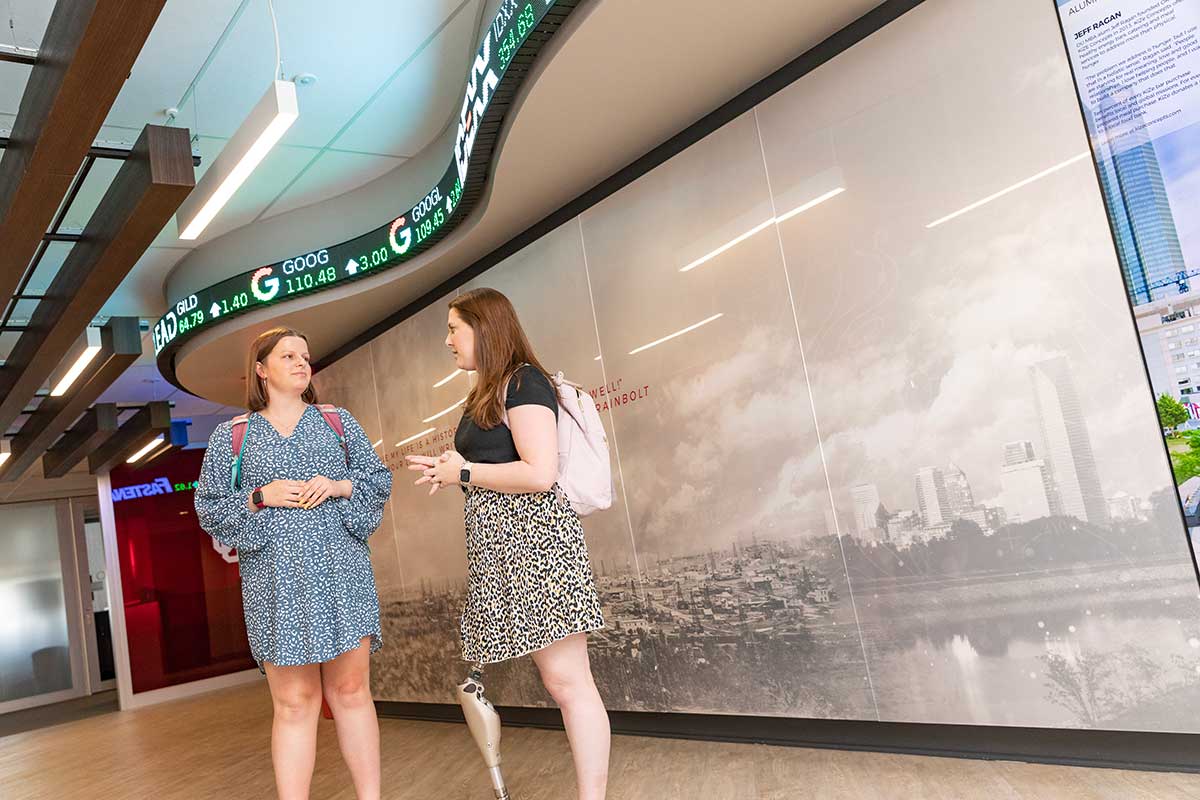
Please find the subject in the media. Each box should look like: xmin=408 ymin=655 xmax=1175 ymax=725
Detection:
xmin=531 ymin=633 xmax=610 ymax=800
xmin=264 ymin=662 xmax=322 ymax=800
xmin=321 ymin=636 xmax=380 ymax=800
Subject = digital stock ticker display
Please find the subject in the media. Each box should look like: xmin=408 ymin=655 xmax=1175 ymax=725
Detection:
xmin=154 ymin=0 xmax=576 ymax=381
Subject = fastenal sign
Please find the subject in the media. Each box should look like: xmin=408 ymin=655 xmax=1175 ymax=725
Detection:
xmin=110 ymin=476 xmax=199 ymax=503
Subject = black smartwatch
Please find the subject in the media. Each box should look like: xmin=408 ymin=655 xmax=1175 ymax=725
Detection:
xmin=459 ymin=461 xmax=473 ymax=486
xmin=251 ymin=487 xmax=266 ymax=509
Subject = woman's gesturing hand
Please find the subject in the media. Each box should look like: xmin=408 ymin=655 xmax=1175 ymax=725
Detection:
xmin=405 ymin=451 xmax=464 ymax=496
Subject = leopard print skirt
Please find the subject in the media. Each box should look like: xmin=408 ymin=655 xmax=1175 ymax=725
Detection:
xmin=460 ymin=484 xmax=605 ymax=664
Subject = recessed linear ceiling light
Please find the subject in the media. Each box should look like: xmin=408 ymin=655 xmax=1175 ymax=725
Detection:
xmin=0 ymin=439 xmax=10 ymax=468
xmin=176 ymin=80 xmax=299 ymax=240
xmin=126 ymin=435 xmax=166 ymax=464
xmin=143 ymin=439 xmax=174 ymax=464
xmin=50 ymin=327 xmax=102 ymax=397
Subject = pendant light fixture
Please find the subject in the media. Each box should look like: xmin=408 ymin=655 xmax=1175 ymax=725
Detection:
xmin=176 ymin=0 xmax=298 ymax=240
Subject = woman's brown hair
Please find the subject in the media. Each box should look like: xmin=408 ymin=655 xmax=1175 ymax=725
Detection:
xmin=450 ymin=288 xmax=552 ymax=429
xmin=245 ymin=327 xmax=319 ymax=411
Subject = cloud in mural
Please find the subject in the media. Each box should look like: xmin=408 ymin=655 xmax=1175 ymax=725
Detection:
xmin=800 ymin=200 xmax=1168 ymax=518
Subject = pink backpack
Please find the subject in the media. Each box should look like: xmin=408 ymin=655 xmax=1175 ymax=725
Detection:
xmin=503 ymin=369 xmax=613 ymax=516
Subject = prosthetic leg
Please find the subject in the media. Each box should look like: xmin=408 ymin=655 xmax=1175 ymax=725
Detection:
xmin=458 ymin=664 xmax=511 ymax=799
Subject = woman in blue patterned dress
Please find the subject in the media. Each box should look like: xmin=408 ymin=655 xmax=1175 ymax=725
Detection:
xmin=195 ymin=326 xmax=392 ymax=800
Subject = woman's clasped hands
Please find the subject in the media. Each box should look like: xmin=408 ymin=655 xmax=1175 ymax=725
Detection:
xmin=256 ymin=476 xmax=350 ymax=509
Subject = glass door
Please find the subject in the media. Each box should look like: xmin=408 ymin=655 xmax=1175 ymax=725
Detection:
xmin=0 ymin=500 xmax=87 ymax=713
xmin=77 ymin=499 xmax=115 ymax=691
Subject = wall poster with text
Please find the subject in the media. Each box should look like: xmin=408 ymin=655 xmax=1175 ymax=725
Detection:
xmin=1056 ymin=0 xmax=1200 ymax=539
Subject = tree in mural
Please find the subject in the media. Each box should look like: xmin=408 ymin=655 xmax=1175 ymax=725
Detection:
xmin=1042 ymin=645 xmax=1175 ymax=728
xmin=1158 ymin=393 xmax=1190 ymax=432
xmin=1042 ymin=650 xmax=1112 ymax=727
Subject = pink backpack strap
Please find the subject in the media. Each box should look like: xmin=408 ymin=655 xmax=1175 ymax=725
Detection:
xmin=315 ymin=404 xmax=344 ymax=436
xmin=230 ymin=414 xmax=251 ymax=456
xmin=229 ymin=413 xmax=251 ymax=490
xmin=315 ymin=404 xmax=349 ymax=464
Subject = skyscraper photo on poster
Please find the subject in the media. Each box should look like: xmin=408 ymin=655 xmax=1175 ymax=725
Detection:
xmin=1057 ymin=0 xmax=1200 ymax=524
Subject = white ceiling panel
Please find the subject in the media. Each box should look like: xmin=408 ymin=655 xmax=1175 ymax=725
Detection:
xmin=25 ymin=240 xmax=71 ymax=294
xmin=96 ymin=363 xmax=174 ymax=406
xmin=102 ymin=0 xmax=246 ymax=131
xmin=261 ymin=149 xmax=405 ymax=220
xmin=191 ymin=0 xmax=472 ymax=149
xmin=149 ymin=217 xmax=193 ymax=249
xmin=332 ymin=0 xmax=481 ymax=158
xmin=100 ymin=245 xmax=190 ymax=319
xmin=57 ymin=157 xmax=123 ymax=230
xmin=1 ymin=1 xmax=47 ymax=51
xmin=0 ymin=0 xmax=49 ymax=116
xmin=163 ymin=390 xmax=225 ymax=418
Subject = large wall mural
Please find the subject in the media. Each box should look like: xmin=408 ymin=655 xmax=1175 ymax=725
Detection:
xmin=312 ymin=0 xmax=1200 ymax=731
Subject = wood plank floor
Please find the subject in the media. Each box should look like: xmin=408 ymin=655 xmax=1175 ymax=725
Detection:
xmin=3 ymin=683 xmax=1200 ymax=799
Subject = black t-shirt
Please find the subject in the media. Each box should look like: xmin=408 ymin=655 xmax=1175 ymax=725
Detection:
xmin=455 ymin=366 xmax=558 ymax=464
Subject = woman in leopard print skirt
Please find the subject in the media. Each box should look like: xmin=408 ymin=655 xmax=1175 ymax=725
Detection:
xmin=406 ymin=288 xmax=609 ymax=800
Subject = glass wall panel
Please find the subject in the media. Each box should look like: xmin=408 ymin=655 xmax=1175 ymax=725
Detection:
xmin=0 ymin=502 xmax=71 ymax=703
xmin=758 ymin=0 xmax=1200 ymax=728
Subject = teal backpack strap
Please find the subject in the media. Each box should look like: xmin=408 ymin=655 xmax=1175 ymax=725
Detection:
xmin=229 ymin=414 xmax=251 ymax=491
xmin=315 ymin=404 xmax=349 ymax=466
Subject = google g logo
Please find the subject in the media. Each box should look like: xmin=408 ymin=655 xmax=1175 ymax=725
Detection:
xmin=389 ymin=216 xmax=412 ymax=256
xmin=251 ymin=266 xmax=280 ymax=302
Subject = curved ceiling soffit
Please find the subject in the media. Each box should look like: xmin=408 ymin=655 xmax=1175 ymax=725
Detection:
xmin=153 ymin=0 xmax=581 ymax=390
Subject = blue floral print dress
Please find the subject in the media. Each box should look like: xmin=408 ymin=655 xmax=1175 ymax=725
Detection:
xmin=194 ymin=405 xmax=392 ymax=668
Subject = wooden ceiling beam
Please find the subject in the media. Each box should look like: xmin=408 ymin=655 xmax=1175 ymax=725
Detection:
xmin=0 ymin=138 xmax=203 ymax=167
xmin=42 ymin=403 xmax=119 ymax=478
xmin=0 ymin=124 xmax=193 ymax=434
xmin=0 ymin=0 xmax=170 ymax=305
xmin=0 ymin=316 xmax=141 ymax=482
xmin=87 ymin=401 xmax=171 ymax=475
